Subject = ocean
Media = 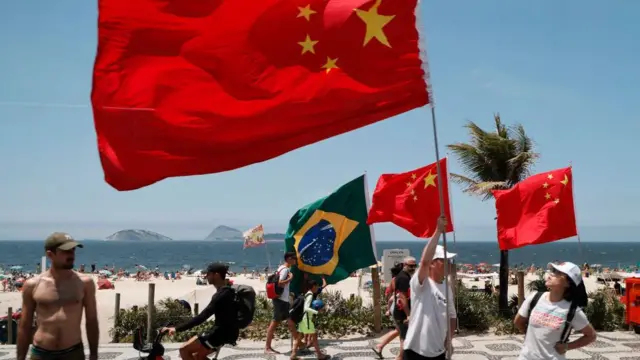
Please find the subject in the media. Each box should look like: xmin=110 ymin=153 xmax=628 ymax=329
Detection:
xmin=0 ymin=240 xmax=637 ymax=273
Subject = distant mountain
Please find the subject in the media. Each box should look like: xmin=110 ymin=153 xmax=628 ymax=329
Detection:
xmin=204 ymin=225 xmax=285 ymax=241
xmin=205 ymin=225 xmax=242 ymax=241
xmin=105 ymin=229 xmax=173 ymax=242
xmin=264 ymin=233 xmax=286 ymax=240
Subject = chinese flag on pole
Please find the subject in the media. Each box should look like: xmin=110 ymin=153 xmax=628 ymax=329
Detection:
xmin=492 ymin=166 xmax=577 ymax=251
xmin=367 ymin=158 xmax=454 ymax=237
xmin=92 ymin=0 xmax=429 ymax=191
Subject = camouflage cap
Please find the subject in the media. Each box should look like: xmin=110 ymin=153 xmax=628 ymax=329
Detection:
xmin=44 ymin=232 xmax=84 ymax=251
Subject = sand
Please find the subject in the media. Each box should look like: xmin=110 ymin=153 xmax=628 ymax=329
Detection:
xmin=0 ymin=271 xmax=611 ymax=344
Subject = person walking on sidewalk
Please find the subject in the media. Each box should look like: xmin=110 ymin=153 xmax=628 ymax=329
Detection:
xmin=265 ymin=252 xmax=299 ymax=354
xmin=403 ymin=217 xmax=455 ymax=360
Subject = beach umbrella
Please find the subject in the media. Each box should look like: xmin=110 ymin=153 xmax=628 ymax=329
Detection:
xmin=99 ymin=270 xmax=112 ymax=276
xmin=136 ymin=265 xmax=147 ymax=270
xmin=10 ymin=266 xmax=22 ymax=270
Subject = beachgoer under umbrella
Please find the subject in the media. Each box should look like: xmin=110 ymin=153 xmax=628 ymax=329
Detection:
xmin=514 ymin=261 xmax=596 ymax=359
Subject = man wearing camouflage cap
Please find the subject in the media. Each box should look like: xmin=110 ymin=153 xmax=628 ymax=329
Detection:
xmin=17 ymin=233 xmax=99 ymax=360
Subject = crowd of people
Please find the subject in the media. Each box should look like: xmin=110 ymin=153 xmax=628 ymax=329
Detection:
xmin=14 ymin=220 xmax=603 ymax=360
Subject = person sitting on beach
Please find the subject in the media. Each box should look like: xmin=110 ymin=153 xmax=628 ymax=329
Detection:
xmin=265 ymin=252 xmax=298 ymax=354
xmin=291 ymin=280 xmax=330 ymax=360
xmin=162 ymin=262 xmax=238 ymax=360
xmin=17 ymin=233 xmax=99 ymax=360
xmin=514 ymin=262 xmax=596 ymax=360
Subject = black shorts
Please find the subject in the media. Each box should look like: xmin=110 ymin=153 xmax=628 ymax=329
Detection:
xmin=403 ymin=349 xmax=445 ymax=360
xmin=395 ymin=319 xmax=408 ymax=340
xmin=272 ymin=299 xmax=290 ymax=322
xmin=197 ymin=326 xmax=239 ymax=350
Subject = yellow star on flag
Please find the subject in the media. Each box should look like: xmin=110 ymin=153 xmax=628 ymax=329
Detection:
xmin=297 ymin=4 xmax=316 ymax=21
xmin=322 ymin=57 xmax=339 ymax=73
xmin=554 ymin=198 xmax=560 ymax=204
xmin=547 ymin=174 xmax=554 ymax=180
xmin=411 ymin=173 xmax=417 ymax=180
xmin=542 ymin=182 xmax=549 ymax=189
xmin=354 ymin=0 xmax=395 ymax=48
xmin=560 ymin=175 xmax=569 ymax=186
xmin=298 ymin=34 xmax=318 ymax=55
xmin=545 ymin=193 xmax=551 ymax=200
xmin=423 ymin=171 xmax=436 ymax=189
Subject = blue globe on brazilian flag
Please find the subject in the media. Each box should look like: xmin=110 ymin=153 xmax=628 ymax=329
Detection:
xmin=285 ymin=175 xmax=377 ymax=293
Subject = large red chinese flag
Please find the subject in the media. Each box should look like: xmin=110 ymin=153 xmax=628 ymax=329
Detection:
xmin=492 ymin=166 xmax=577 ymax=251
xmin=367 ymin=158 xmax=454 ymax=237
xmin=92 ymin=0 xmax=429 ymax=191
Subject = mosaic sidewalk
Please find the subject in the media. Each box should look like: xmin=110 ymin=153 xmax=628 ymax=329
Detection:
xmin=0 ymin=331 xmax=638 ymax=359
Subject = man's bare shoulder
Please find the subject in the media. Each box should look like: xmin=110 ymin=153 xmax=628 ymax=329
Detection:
xmin=78 ymin=274 xmax=96 ymax=288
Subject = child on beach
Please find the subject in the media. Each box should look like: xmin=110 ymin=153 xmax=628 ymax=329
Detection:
xmin=292 ymin=279 xmax=329 ymax=360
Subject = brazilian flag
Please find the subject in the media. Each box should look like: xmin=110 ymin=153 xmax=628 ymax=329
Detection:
xmin=284 ymin=175 xmax=377 ymax=295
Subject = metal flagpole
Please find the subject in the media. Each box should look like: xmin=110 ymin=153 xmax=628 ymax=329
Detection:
xmin=428 ymin=106 xmax=452 ymax=358
xmin=444 ymin=154 xmax=460 ymax=333
xmin=568 ymin=162 xmax=584 ymax=265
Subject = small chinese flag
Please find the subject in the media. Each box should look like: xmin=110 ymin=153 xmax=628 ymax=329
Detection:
xmin=367 ymin=158 xmax=454 ymax=237
xmin=492 ymin=166 xmax=577 ymax=251
xmin=92 ymin=0 xmax=429 ymax=191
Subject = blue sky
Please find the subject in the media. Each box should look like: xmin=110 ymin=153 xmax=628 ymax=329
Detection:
xmin=0 ymin=1 xmax=638 ymax=241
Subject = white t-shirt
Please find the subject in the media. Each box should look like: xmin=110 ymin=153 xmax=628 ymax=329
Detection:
xmin=403 ymin=274 xmax=457 ymax=358
xmin=517 ymin=292 xmax=590 ymax=360
xmin=277 ymin=265 xmax=290 ymax=302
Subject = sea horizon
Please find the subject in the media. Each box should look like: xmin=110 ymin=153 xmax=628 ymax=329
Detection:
xmin=0 ymin=240 xmax=636 ymax=273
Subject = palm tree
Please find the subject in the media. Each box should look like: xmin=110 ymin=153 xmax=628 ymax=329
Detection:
xmin=447 ymin=114 xmax=538 ymax=316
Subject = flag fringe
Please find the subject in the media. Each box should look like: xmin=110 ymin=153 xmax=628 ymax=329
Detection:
xmin=414 ymin=0 xmax=435 ymax=108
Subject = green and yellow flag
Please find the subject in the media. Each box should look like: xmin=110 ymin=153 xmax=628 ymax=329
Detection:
xmin=285 ymin=175 xmax=377 ymax=295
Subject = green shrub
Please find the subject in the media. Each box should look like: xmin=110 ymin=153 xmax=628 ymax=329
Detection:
xmin=110 ymin=298 xmax=192 ymax=343
xmin=454 ymin=285 xmax=494 ymax=332
xmin=110 ymin=284 xmax=629 ymax=342
xmin=111 ymin=288 xmax=394 ymax=343
xmin=585 ymin=289 xmax=626 ymax=331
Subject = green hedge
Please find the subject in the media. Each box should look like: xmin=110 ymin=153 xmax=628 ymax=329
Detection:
xmin=110 ymin=285 xmax=629 ymax=343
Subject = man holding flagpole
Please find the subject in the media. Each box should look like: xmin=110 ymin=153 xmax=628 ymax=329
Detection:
xmin=403 ymin=216 xmax=456 ymax=360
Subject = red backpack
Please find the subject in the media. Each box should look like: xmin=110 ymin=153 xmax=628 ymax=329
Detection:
xmin=266 ymin=268 xmax=284 ymax=299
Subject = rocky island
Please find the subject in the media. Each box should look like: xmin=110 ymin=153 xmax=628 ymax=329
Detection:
xmin=105 ymin=229 xmax=173 ymax=241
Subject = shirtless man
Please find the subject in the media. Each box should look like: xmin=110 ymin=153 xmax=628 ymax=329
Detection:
xmin=17 ymin=233 xmax=99 ymax=360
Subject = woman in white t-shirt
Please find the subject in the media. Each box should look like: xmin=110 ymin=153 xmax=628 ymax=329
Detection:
xmin=514 ymin=262 xmax=596 ymax=359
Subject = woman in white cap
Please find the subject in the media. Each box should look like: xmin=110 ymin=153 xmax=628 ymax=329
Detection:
xmin=514 ymin=261 xmax=596 ymax=359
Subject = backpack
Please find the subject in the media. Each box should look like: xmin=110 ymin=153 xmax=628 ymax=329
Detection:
xmin=290 ymin=293 xmax=313 ymax=324
xmin=232 ymin=284 xmax=256 ymax=329
xmin=527 ymin=291 xmax=579 ymax=343
xmin=266 ymin=268 xmax=285 ymax=299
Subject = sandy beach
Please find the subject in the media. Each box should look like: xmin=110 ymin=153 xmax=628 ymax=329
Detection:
xmin=0 ymin=271 xmax=612 ymax=344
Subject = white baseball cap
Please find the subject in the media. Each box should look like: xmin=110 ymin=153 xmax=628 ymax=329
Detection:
xmin=434 ymin=245 xmax=456 ymax=261
xmin=548 ymin=261 xmax=582 ymax=285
